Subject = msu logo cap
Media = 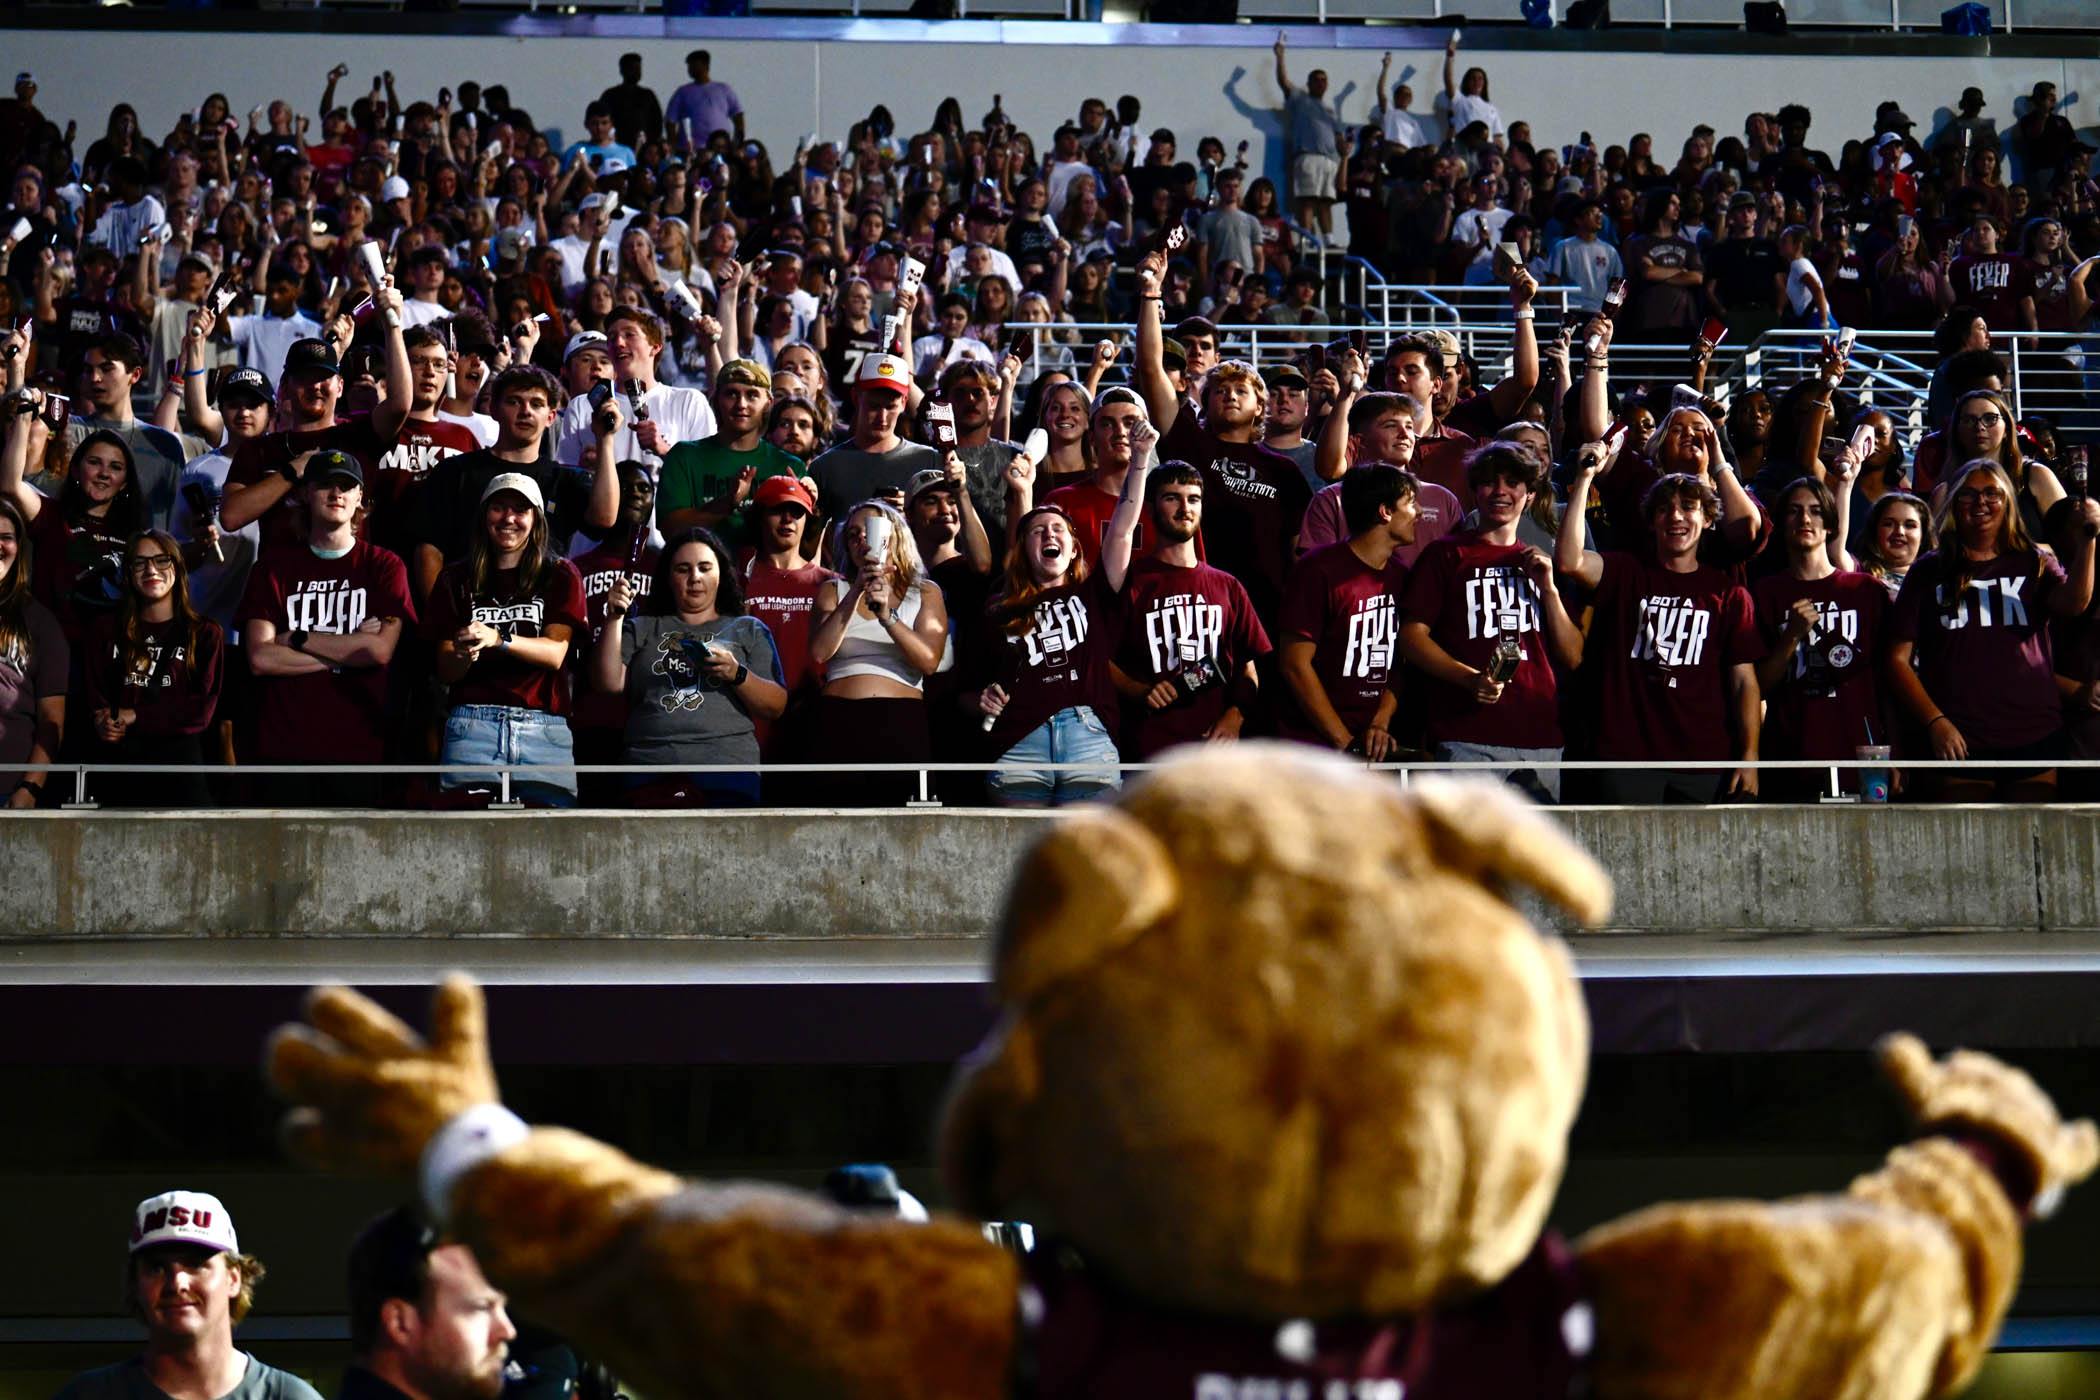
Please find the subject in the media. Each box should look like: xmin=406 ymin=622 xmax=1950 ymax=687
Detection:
xmin=130 ymin=1190 xmax=239 ymax=1255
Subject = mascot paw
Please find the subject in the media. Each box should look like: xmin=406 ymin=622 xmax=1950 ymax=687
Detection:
xmin=265 ymin=973 xmax=502 ymax=1178
xmin=1878 ymin=1031 xmax=2100 ymax=1215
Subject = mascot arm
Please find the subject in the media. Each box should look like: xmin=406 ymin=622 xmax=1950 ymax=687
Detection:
xmin=268 ymin=978 xmax=1019 ymax=1400
xmin=1576 ymin=1035 xmax=2097 ymax=1400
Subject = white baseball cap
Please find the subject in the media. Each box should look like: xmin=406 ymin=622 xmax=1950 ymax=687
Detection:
xmin=380 ymin=175 xmax=411 ymax=202
xmin=131 ymin=1191 xmax=238 ymax=1255
xmin=563 ymin=330 xmax=608 ymax=364
xmin=480 ymin=471 xmax=546 ymax=512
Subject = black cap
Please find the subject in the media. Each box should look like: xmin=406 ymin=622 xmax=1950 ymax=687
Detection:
xmin=1263 ymin=362 xmax=1308 ymax=390
xmin=1960 ymin=86 xmax=1986 ymax=111
xmin=282 ymin=338 xmax=341 ymax=379
xmin=216 ymin=366 xmax=272 ymax=405
xmin=306 ymin=448 xmax=364 ymax=488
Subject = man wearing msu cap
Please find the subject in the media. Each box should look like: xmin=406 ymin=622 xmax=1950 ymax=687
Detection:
xmin=55 ymin=1191 xmax=322 ymax=1400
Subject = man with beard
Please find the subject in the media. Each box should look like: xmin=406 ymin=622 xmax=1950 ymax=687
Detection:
xmin=56 ymin=1192 xmax=320 ymax=1400
xmin=339 ymin=1208 xmax=515 ymax=1400
xmin=1112 ymin=461 xmax=1270 ymax=759
xmin=1134 ymin=246 xmax=1308 ymax=628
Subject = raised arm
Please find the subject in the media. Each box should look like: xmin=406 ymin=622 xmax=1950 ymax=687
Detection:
xmin=366 ymin=278 xmax=414 ymax=441
xmin=0 ymin=393 xmax=45 ymax=521
xmin=1131 ymin=250 xmax=1181 ymax=434
xmin=1099 ymin=420 xmax=1156 ymax=593
xmin=1555 ymin=442 xmax=1613 ymax=590
xmin=1484 ymin=269 xmax=1540 ymax=424
xmin=1575 ymin=315 xmax=1612 ymax=444
xmin=1273 ymin=32 xmax=1295 ymax=99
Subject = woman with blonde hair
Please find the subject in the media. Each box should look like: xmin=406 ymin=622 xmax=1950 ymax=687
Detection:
xmin=804 ymin=499 xmax=950 ymax=804
xmin=1931 ymin=388 xmax=2061 ymax=540
xmin=1885 ymin=459 xmax=2099 ymax=800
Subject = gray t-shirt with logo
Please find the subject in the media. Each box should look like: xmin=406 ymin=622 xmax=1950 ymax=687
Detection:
xmin=619 ymin=612 xmax=783 ymax=768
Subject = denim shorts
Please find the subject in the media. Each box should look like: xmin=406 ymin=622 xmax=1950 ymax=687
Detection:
xmin=442 ymin=704 xmax=578 ymax=806
xmin=987 ymin=706 xmax=1120 ymax=806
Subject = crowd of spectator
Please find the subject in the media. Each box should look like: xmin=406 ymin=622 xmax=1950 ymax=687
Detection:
xmin=0 ymin=41 xmax=2098 ymax=809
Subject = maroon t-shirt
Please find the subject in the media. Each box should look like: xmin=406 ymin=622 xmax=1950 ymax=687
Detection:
xmin=1398 ymin=531 xmax=1562 ymax=749
xmin=1751 ymin=570 xmax=1888 ymax=763
xmin=227 ymin=416 xmax=389 ymax=550
xmin=569 ymin=531 xmax=658 ymax=733
xmin=422 ymin=559 xmax=588 ymax=716
xmin=741 ymin=555 xmax=837 ymax=700
xmin=1598 ymin=453 xmax=1772 ymax=577
xmin=238 ymin=540 xmax=418 ymax=763
xmin=1115 ymin=556 xmax=1272 ymax=759
xmin=1586 ymin=552 xmax=1762 ymax=763
xmin=82 ymin=614 xmax=225 ymax=738
xmin=1890 ymin=550 xmax=2065 ymax=750
xmin=28 ymin=504 xmax=128 ymax=642
xmin=1025 ymin=1231 xmax=1585 ymax=1400
xmin=368 ymin=417 xmax=480 ymax=559
xmin=1162 ymin=415 xmax=1310 ymax=628
xmin=1276 ymin=541 xmax=1408 ymax=745
xmin=974 ymin=572 xmax=1123 ymax=755
xmin=1948 ymin=252 xmax=2028 ymax=331
xmin=1408 ymin=423 xmax=1479 ymax=503
xmin=1440 ymin=391 xmax=1503 ymax=443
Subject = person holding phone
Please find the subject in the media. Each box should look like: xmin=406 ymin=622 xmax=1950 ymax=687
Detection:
xmin=1397 ymin=443 xmax=1582 ymax=801
xmin=1557 ymin=443 xmax=1764 ymax=804
xmin=3 ymin=402 xmax=141 ymax=644
xmin=592 ymin=526 xmax=785 ymax=807
xmin=803 ymin=498 xmax=950 ymax=806
xmin=968 ymin=420 xmax=1148 ymax=806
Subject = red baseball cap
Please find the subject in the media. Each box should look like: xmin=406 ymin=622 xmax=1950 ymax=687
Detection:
xmin=754 ymin=475 xmax=817 ymax=513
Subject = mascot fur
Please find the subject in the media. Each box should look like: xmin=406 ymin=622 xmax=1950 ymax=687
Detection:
xmin=266 ymin=745 xmax=2098 ymax=1399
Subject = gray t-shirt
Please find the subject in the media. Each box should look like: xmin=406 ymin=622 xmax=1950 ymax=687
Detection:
xmin=1286 ymin=92 xmax=1343 ymax=158
xmin=57 ymin=1355 xmax=323 ymax=1400
xmin=955 ymin=439 xmax=1020 ymax=537
xmin=1272 ymin=438 xmax=1322 ymax=492
xmin=807 ymin=438 xmax=941 ymax=521
xmin=619 ymin=612 xmax=783 ymax=768
xmin=1198 ymin=207 xmax=1263 ymax=275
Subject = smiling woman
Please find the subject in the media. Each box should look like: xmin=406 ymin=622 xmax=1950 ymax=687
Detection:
xmin=81 ymin=530 xmax=224 ymax=808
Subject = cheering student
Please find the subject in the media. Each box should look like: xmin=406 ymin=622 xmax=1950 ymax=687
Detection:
xmin=656 ymin=358 xmax=810 ymax=551
xmin=553 ymin=307 xmax=718 ymax=475
xmin=82 ymin=530 xmax=225 ymax=807
xmin=1043 ymin=388 xmax=1165 ymax=568
xmin=3 ymin=395 xmax=143 ymax=641
xmin=1275 ymin=464 xmax=1418 ymax=760
xmin=1751 ymin=476 xmax=1889 ymax=802
xmin=804 ymin=498 xmax=950 ymax=805
xmin=423 ymin=474 xmax=589 ymax=808
xmin=0 ymin=497 xmax=66 ymax=809
xmin=969 ymin=418 xmax=1151 ymax=806
xmin=1856 ymin=491 xmax=1934 ymax=600
xmin=1132 ymin=246 xmax=1308 ymax=627
xmin=594 ymin=526 xmax=786 ymax=808
xmin=1886 ymin=460 xmax=2099 ymax=802
xmin=1558 ymin=441 xmax=1764 ymax=805
xmin=239 ymin=449 xmax=416 ymax=808
xmin=1302 ymin=370 xmax=1461 ymax=565
xmin=1112 ymin=461 xmax=1271 ymax=761
xmin=1397 ymin=443 xmax=1582 ymax=802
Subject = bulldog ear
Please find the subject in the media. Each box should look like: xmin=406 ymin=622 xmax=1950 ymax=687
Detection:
xmin=1406 ymin=776 xmax=1614 ymax=927
xmin=996 ymin=806 xmax=1179 ymax=1004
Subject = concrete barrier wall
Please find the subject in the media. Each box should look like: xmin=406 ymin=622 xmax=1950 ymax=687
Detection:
xmin=6 ymin=804 xmax=2100 ymax=949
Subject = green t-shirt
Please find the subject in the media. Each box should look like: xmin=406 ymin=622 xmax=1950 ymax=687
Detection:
xmin=656 ymin=435 xmax=808 ymax=551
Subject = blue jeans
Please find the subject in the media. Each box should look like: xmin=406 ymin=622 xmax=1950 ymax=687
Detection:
xmin=988 ymin=706 xmax=1120 ymax=806
xmin=442 ymin=704 xmax=577 ymax=806
xmin=1434 ymin=741 xmax=1565 ymax=804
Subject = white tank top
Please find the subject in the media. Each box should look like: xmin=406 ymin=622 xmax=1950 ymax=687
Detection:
xmin=827 ymin=578 xmax=936 ymax=689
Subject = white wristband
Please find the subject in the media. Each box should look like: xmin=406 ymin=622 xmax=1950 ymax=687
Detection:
xmin=1512 ymin=307 xmax=1535 ymax=321
xmin=420 ymin=1103 xmax=530 ymax=1225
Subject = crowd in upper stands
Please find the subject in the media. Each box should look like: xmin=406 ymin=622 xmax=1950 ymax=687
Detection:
xmin=0 ymin=36 xmax=2097 ymax=809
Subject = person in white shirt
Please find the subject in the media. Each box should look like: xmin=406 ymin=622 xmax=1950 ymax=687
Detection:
xmin=555 ymin=306 xmax=716 ymax=476
xmin=1450 ymin=174 xmax=1513 ymax=248
xmin=87 ymin=157 xmax=166 ymax=252
xmin=1372 ymin=54 xmax=1430 ymax=152
xmin=1042 ymin=125 xmax=1094 ymax=221
xmin=398 ymin=246 xmax=451 ymax=329
xmin=1443 ymin=32 xmax=1506 ymax=145
xmin=942 ymin=212 xmax=1022 ymax=294
xmin=552 ymin=194 xmax=634 ymax=298
xmin=222 ymin=266 xmax=322 ymax=388
xmin=911 ymin=293 xmax=995 ymax=386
